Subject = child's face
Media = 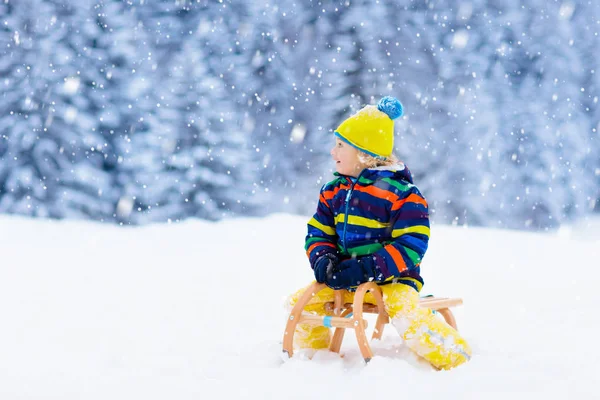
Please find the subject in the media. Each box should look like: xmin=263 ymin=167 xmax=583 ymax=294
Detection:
xmin=331 ymin=138 xmax=365 ymax=177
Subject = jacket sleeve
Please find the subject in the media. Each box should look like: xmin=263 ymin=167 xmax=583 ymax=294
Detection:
xmin=305 ymin=186 xmax=338 ymax=269
xmin=370 ymin=186 xmax=430 ymax=280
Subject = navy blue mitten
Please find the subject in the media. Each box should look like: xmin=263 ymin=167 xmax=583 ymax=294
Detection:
xmin=313 ymin=253 xmax=339 ymax=283
xmin=325 ymin=256 xmax=381 ymax=290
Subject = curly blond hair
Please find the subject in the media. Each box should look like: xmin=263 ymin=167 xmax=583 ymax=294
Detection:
xmin=358 ymin=152 xmax=400 ymax=169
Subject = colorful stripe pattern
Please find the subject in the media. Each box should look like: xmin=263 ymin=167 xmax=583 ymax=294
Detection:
xmin=305 ymin=164 xmax=430 ymax=291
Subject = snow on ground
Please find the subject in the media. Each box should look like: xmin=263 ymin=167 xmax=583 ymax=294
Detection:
xmin=1 ymin=213 xmax=599 ymax=399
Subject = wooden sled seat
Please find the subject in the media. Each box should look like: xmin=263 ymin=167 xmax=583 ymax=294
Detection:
xmin=282 ymin=281 xmax=463 ymax=363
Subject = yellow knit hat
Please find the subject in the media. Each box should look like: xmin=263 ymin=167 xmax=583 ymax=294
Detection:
xmin=334 ymin=96 xmax=403 ymax=158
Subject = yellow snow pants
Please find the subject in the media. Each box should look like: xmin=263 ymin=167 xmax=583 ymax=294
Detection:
xmin=287 ymin=282 xmax=471 ymax=370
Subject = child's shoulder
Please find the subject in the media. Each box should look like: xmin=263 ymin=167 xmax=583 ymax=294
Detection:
xmin=363 ymin=164 xmax=423 ymax=196
xmin=363 ymin=164 xmax=413 ymax=185
xmin=320 ymin=175 xmax=347 ymax=192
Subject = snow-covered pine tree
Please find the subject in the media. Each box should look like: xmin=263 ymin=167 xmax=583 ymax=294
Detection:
xmin=112 ymin=0 xmax=192 ymax=223
xmin=570 ymin=1 xmax=600 ymax=214
xmin=0 ymin=0 xmax=139 ymax=220
xmin=234 ymin=2 xmax=298 ymax=195
xmin=164 ymin=29 xmax=258 ymax=220
xmin=132 ymin=0 xmax=194 ymax=67
xmin=470 ymin=0 xmax=591 ymax=229
xmin=116 ymin=1 xmax=260 ymax=222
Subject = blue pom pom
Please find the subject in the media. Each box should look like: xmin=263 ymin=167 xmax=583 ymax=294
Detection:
xmin=377 ymin=96 xmax=403 ymax=120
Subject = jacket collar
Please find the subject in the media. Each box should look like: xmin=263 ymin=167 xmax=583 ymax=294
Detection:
xmin=334 ymin=163 xmax=413 ymax=184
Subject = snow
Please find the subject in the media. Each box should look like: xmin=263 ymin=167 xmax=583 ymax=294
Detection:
xmin=1 ymin=213 xmax=599 ymax=399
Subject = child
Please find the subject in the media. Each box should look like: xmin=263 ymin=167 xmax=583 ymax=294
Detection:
xmin=287 ymin=96 xmax=471 ymax=370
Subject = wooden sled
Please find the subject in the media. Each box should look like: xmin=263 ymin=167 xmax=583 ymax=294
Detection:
xmin=282 ymin=281 xmax=463 ymax=363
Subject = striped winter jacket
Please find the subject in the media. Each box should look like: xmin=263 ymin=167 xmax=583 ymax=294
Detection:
xmin=305 ymin=164 xmax=430 ymax=292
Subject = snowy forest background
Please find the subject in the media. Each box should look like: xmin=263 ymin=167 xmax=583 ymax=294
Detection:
xmin=1 ymin=0 xmax=599 ymax=230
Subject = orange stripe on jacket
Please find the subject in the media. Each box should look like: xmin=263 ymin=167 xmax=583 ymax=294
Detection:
xmin=384 ymin=244 xmax=408 ymax=273
xmin=328 ymin=184 xmax=350 ymax=201
xmin=355 ymin=185 xmax=399 ymax=203
xmin=319 ymin=192 xmax=331 ymax=207
xmin=306 ymin=242 xmax=336 ymax=257
xmin=322 ymin=190 xmax=334 ymax=202
xmin=391 ymin=193 xmax=428 ymax=211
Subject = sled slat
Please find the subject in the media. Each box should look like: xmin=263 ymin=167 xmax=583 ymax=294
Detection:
xmin=418 ymin=297 xmax=463 ymax=310
xmin=298 ymin=314 xmax=368 ymax=330
xmin=324 ymin=297 xmax=462 ymax=314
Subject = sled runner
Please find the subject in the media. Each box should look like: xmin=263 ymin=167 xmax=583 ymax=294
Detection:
xmin=282 ymin=281 xmax=463 ymax=363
